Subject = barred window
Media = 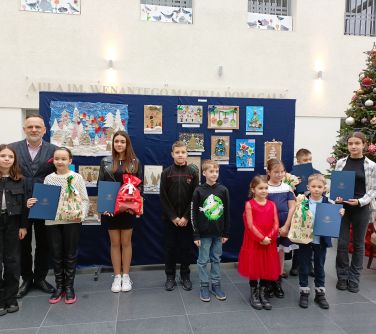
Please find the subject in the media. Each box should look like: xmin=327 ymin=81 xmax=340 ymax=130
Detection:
xmin=345 ymin=0 xmax=376 ymax=36
xmin=140 ymin=0 xmax=192 ymax=8
xmin=248 ymin=0 xmax=291 ymax=16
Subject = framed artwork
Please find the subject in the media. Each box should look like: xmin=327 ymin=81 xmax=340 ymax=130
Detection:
xmin=82 ymin=196 xmax=100 ymax=225
xmin=177 ymin=105 xmax=203 ymax=125
xmin=20 ymin=0 xmax=81 ymax=15
xmin=144 ymin=105 xmax=163 ymax=134
xmin=246 ymin=106 xmax=264 ymax=135
xmin=236 ymin=139 xmax=256 ymax=169
xmin=211 ymin=136 xmax=230 ymax=161
xmin=179 ymin=133 xmax=205 ymax=152
xmin=207 ymin=105 xmax=239 ymax=130
xmin=264 ymin=141 xmax=283 ymax=167
xmin=144 ymin=165 xmax=163 ymax=194
xmin=78 ymin=166 xmax=100 ymax=187
xmin=50 ymin=101 xmax=128 ymax=157
xmin=187 ymin=156 xmax=201 ymax=182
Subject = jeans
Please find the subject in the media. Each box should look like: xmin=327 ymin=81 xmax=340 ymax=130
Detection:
xmin=336 ymin=205 xmax=370 ymax=284
xmin=197 ymin=237 xmax=222 ymax=286
xmin=298 ymin=243 xmax=327 ymax=288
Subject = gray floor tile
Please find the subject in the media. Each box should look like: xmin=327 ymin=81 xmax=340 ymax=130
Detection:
xmin=189 ymin=310 xmax=267 ymax=334
xmin=0 ymin=329 xmax=38 ymax=334
xmin=117 ymin=288 xmax=185 ymax=320
xmin=38 ymin=322 xmax=116 ymax=334
xmin=42 ymin=291 xmax=118 ymax=326
xmin=73 ymin=273 xmax=113 ymax=293
xmin=0 ymin=297 xmax=50 ymax=330
xmin=181 ymin=283 xmax=249 ymax=315
xmin=116 ymin=316 xmax=191 ymax=334
xmin=267 ymin=326 xmax=345 ymax=334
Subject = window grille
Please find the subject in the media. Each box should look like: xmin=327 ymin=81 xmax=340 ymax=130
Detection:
xmin=345 ymin=0 xmax=376 ymax=36
xmin=248 ymin=0 xmax=291 ymax=16
xmin=140 ymin=0 xmax=192 ymax=8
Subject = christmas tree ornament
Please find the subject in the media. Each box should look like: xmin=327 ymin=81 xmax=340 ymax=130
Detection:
xmin=357 ymin=89 xmax=364 ymax=95
xmin=361 ymin=117 xmax=368 ymax=124
xmin=362 ymin=77 xmax=374 ymax=87
xmin=368 ymin=144 xmax=376 ymax=153
xmin=371 ymin=116 xmax=376 ymax=125
xmin=359 ymin=73 xmax=365 ymax=80
xmin=365 ymin=99 xmax=374 ymax=107
xmin=373 ymin=87 xmax=376 ymax=93
xmin=345 ymin=116 xmax=355 ymax=125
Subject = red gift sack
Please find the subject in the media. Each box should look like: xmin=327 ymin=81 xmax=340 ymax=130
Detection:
xmin=114 ymin=174 xmax=143 ymax=216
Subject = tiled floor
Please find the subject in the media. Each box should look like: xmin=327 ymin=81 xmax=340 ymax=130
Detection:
xmin=1 ymin=248 xmax=376 ymax=334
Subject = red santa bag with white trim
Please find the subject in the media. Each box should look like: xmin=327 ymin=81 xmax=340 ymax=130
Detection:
xmin=114 ymin=174 xmax=143 ymax=216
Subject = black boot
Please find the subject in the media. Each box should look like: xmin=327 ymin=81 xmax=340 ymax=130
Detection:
xmin=64 ymin=257 xmax=77 ymax=304
xmin=180 ymin=273 xmax=192 ymax=291
xmin=260 ymin=286 xmax=272 ymax=310
xmin=249 ymin=285 xmax=262 ymax=310
xmin=165 ymin=275 xmax=177 ymax=291
xmin=48 ymin=259 xmax=64 ymax=304
xmin=299 ymin=291 xmax=310 ymax=308
xmin=289 ymin=251 xmax=299 ymax=276
xmin=314 ymin=291 xmax=329 ymax=309
xmin=272 ymin=277 xmax=285 ymax=298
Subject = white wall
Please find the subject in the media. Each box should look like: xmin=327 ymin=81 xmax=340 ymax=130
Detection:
xmin=0 ymin=0 xmax=373 ymax=167
xmin=0 ymin=108 xmax=25 ymax=144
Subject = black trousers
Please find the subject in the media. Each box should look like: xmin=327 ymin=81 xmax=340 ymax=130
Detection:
xmin=47 ymin=224 xmax=81 ymax=289
xmin=20 ymin=219 xmax=50 ymax=282
xmin=0 ymin=213 xmax=20 ymax=306
xmin=249 ymin=280 xmax=271 ymax=288
xmin=165 ymin=220 xmax=194 ymax=277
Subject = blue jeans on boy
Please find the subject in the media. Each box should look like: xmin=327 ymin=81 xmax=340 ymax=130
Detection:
xmin=197 ymin=237 xmax=222 ymax=286
xmin=298 ymin=243 xmax=327 ymax=289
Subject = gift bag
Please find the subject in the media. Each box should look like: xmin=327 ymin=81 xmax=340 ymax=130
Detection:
xmin=288 ymin=194 xmax=314 ymax=244
xmin=56 ymin=175 xmax=83 ymax=222
xmin=114 ymin=174 xmax=143 ymax=216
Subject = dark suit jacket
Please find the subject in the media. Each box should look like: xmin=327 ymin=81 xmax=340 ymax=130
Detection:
xmin=10 ymin=139 xmax=56 ymax=198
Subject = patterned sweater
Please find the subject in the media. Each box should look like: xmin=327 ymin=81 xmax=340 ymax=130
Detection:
xmin=44 ymin=171 xmax=89 ymax=225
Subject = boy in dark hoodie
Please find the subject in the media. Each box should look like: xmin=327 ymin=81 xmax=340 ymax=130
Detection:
xmin=191 ymin=160 xmax=230 ymax=302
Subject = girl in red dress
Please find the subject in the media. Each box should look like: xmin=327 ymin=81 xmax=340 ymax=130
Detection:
xmin=238 ymin=175 xmax=280 ymax=310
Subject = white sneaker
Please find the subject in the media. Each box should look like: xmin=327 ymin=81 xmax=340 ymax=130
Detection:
xmin=111 ymin=275 xmax=122 ymax=293
xmin=121 ymin=274 xmax=132 ymax=292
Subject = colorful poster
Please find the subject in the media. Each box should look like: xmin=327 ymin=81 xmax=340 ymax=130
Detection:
xmin=179 ymin=133 xmax=205 ymax=152
xmin=211 ymin=136 xmax=230 ymax=161
xmin=247 ymin=13 xmax=292 ymax=31
xmin=144 ymin=105 xmax=163 ymax=134
xmin=264 ymin=141 xmax=283 ymax=167
xmin=83 ymin=196 xmax=100 ymax=225
xmin=177 ymin=105 xmax=203 ymax=125
xmin=187 ymin=156 xmax=201 ymax=182
xmin=20 ymin=0 xmax=81 ymax=15
xmin=236 ymin=139 xmax=256 ymax=169
xmin=78 ymin=166 xmax=100 ymax=187
xmin=144 ymin=165 xmax=163 ymax=194
xmin=246 ymin=106 xmax=264 ymax=135
xmin=208 ymin=105 xmax=239 ymax=130
xmin=50 ymin=101 xmax=128 ymax=157
xmin=140 ymin=2 xmax=192 ymax=24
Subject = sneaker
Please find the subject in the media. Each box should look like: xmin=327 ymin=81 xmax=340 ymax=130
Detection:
xmin=165 ymin=277 xmax=177 ymax=291
xmin=6 ymin=302 xmax=19 ymax=313
xmin=180 ymin=274 xmax=192 ymax=291
xmin=111 ymin=275 xmax=122 ymax=293
xmin=211 ymin=284 xmax=226 ymax=301
xmin=347 ymin=281 xmax=359 ymax=293
xmin=336 ymin=279 xmax=348 ymax=291
xmin=314 ymin=291 xmax=329 ymax=309
xmin=200 ymin=286 xmax=210 ymax=302
xmin=64 ymin=288 xmax=77 ymax=304
xmin=48 ymin=288 xmax=65 ymax=304
xmin=121 ymin=274 xmax=132 ymax=292
xmin=0 ymin=306 xmax=7 ymax=316
xmin=299 ymin=291 xmax=310 ymax=308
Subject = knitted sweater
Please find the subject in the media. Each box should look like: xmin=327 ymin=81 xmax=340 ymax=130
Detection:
xmin=44 ymin=171 xmax=89 ymax=225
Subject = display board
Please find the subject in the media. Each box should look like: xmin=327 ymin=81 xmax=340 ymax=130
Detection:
xmin=40 ymin=92 xmax=296 ymax=267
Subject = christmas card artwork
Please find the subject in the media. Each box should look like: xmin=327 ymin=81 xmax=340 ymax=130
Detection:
xmin=187 ymin=156 xmax=201 ymax=182
xmin=144 ymin=105 xmax=163 ymax=134
xmin=236 ymin=139 xmax=256 ymax=169
xmin=144 ymin=165 xmax=163 ymax=194
xmin=177 ymin=105 xmax=203 ymax=125
xmin=211 ymin=136 xmax=230 ymax=161
xmin=50 ymin=101 xmax=128 ymax=157
xmin=20 ymin=0 xmax=81 ymax=15
xmin=78 ymin=166 xmax=100 ymax=187
xmin=208 ymin=105 xmax=240 ymax=130
xmin=140 ymin=1 xmax=193 ymax=24
xmin=264 ymin=141 xmax=282 ymax=167
xmin=246 ymin=106 xmax=264 ymax=135
xmin=179 ymin=133 xmax=205 ymax=152
xmin=82 ymin=196 xmax=100 ymax=225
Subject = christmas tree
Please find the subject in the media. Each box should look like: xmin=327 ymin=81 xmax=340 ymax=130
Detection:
xmin=329 ymin=43 xmax=376 ymax=169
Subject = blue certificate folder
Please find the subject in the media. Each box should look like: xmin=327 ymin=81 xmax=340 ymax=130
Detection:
xmin=313 ymin=203 xmax=343 ymax=238
xmin=97 ymin=181 xmax=121 ymax=213
xmin=330 ymin=171 xmax=355 ymax=201
xmin=28 ymin=184 xmax=61 ymax=220
xmin=290 ymin=163 xmax=314 ymax=193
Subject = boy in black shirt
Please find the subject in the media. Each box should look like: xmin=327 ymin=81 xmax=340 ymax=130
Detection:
xmin=191 ymin=160 xmax=230 ymax=302
xmin=160 ymin=141 xmax=199 ymax=291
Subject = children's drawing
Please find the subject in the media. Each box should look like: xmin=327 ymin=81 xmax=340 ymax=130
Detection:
xmin=50 ymin=101 xmax=128 ymax=157
xmin=140 ymin=1 xmax=192 ymax=24
xmin=187 ymin=156 xmax=201 ymax=182
xmin=264 ymin=141 xmax=282 ymax=167
xmin=144 ymin=105 xmax=163 ymax=134
xmin=246 ymin=106 xmax=264 ymax=134
xmin=211 ymin=136 xmax=230 ymax=161
xmin=20 ymin=0 xmax=81 ymax=15
xmin=236 ymin=139 xmax=256 ymax=168
xmin=177 ymin=105 xmax=203 ymax=124
xmin=179 ymin=133 xmax=205 ymax=152
xmin=78 ymin=166 xmax=100 ymax=187
xmin=247 ymin=12 xmax=292 ymax=31
xmin=208 ymin=105 xmax=239 ymax=130
xmin=82 ymin=196 xmax=100 ymax=225
xmin=144 ymin=165 xmax=163 ymax=194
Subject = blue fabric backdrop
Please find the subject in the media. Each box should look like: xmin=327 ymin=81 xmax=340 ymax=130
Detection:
xmin=39 ymin=92 xmax=296 ymax=267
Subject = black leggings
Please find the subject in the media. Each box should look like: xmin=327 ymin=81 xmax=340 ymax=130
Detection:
xmin=249 ymin=280 xmax=271 ymax=288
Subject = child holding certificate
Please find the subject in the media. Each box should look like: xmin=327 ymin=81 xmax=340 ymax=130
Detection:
xmin=0 ymin=145 xmax=27 ymax=316
xmin=27 ymin=147 xmax=89 ymax=304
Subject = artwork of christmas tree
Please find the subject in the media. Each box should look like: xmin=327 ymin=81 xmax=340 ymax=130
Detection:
xmin=328 ymin=44 xmax=376 ymax=168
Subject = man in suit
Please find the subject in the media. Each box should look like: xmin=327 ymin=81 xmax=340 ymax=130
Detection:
xmin=10 ymin=114 xmax=56 ymax=298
